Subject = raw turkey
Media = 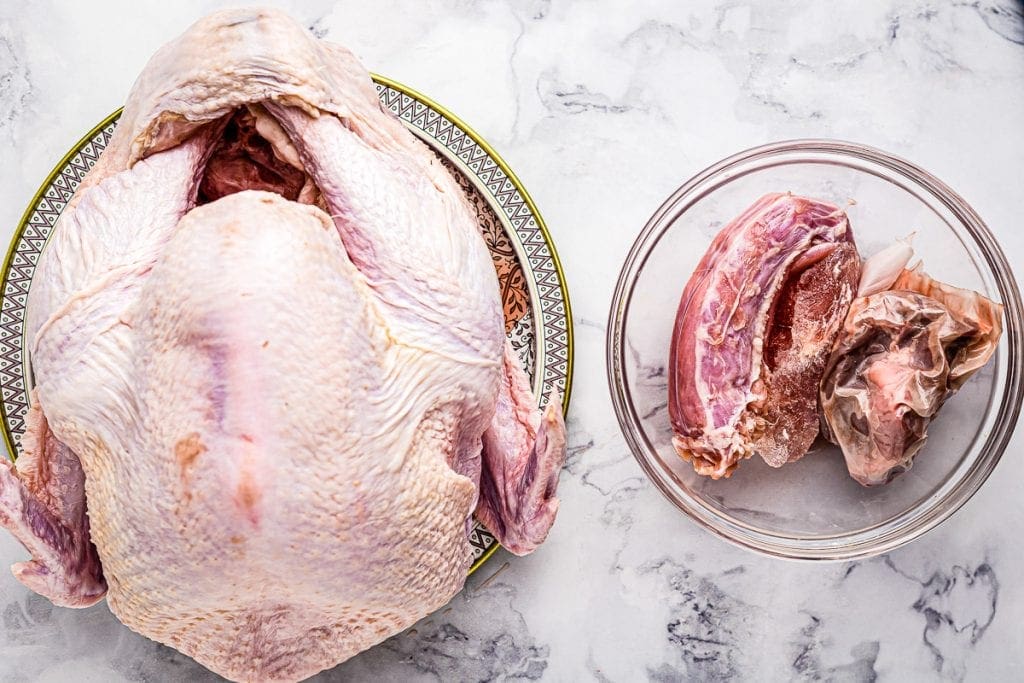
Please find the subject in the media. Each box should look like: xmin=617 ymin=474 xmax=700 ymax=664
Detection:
xmin=0 ymin=8 xmax=566 ymax=682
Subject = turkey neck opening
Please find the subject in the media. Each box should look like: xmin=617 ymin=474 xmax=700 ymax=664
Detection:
xmin=196 ymin=104 xmax=323 ymax=207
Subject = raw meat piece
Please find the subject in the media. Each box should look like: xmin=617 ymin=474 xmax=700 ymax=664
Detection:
xmin=820 ymin=267 xmax=1003 ymax=486
xmin=753 ymin=242 xmax=860 ymax=467
xmin=669 ymin=193 xmax=859 ymax=478
xmin=3 ymin=8 xmax=566 ymax=682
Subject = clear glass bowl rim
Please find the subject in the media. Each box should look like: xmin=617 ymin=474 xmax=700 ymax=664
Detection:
xmin=606 ymin=138 xmax=1024 ymax=561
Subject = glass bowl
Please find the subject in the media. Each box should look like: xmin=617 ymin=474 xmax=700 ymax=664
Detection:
xmin=607 ymin=139 xmax=1024 ymax=560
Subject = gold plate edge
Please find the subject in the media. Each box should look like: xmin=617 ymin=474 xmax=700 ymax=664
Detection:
xmin=2 ymin=108 xmax=124 ymax=463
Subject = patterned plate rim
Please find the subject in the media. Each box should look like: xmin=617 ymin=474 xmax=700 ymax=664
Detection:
xmin=2 ymin=74 xmax=574 ymax=577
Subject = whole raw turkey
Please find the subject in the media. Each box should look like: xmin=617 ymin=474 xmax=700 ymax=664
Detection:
xmin=0 ymin=8 xmax=566 ymax=681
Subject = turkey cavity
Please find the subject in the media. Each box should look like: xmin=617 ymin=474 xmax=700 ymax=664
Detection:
xmin=198 ymin=104 xmax=321 ymax=206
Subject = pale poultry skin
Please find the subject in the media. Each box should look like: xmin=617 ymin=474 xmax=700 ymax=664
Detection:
xmin=0 ymin=8 xmax=565 ymax=682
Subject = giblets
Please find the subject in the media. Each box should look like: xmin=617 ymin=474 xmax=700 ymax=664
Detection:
xmin=0 ymin=8 xmax=566 ymax=682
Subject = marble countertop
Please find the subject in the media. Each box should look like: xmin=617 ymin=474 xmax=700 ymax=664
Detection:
xmin=1 ymin=1 xmax=1022 ymax=681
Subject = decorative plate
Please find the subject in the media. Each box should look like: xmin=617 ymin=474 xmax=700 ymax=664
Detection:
xmin=1 ymin=74 xmax=573 ymax=575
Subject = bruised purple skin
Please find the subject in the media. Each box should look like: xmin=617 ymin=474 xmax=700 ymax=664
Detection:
xmin=668 ymin=193 xmax=857 ymax=478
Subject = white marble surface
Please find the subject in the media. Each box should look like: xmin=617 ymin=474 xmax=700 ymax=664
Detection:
xmin=1 ymin=1 xmax=1023 ymax=681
